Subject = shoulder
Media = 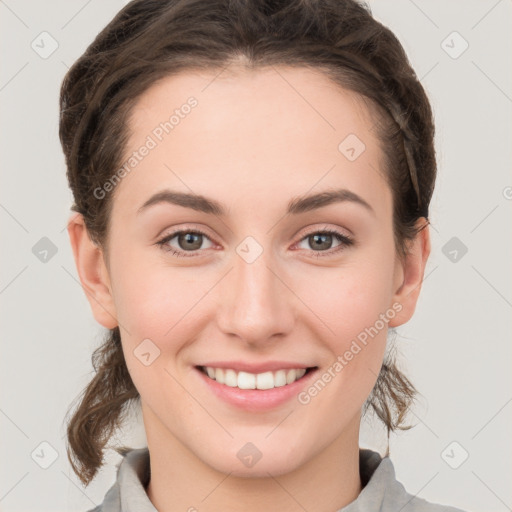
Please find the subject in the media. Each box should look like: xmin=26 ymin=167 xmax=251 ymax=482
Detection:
xmin=82 ymin=462 xmax=123 ymax=512
xmin=386 ymin=484 xmax=469 ymax=512
xmin=82 ymin=447 xmax=151 ymax=512
xmin=383 ymin=474 xmax=469 ymax=512
xmin=83 ymin=485 xmax=120 ymax=512
xmin=82 ymin=478 xmax=121 ymax=512
xmin=350 ymin=450 xmax=470 ymax=512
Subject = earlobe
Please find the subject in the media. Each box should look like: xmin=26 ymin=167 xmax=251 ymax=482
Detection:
xmin=388 ymin=219 xmax=431 ymax=328
xmin=67 ymin=212 xmax=118 ymax=329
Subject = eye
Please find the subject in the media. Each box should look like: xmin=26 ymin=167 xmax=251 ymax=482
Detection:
xmin=156 ymin=229 xmax=214 ymax=257
xmin=156 ymin=227 xmax=354 ymax=259
xmin=295 ymin=228 xmax=354 ymax=257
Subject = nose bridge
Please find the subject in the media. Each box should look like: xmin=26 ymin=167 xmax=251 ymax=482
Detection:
xmin=216 ymin=240 xmax=294 ymax=343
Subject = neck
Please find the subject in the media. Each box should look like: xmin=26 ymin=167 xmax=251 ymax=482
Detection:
xmin=144 ymin=410 xmax=362 ymax=512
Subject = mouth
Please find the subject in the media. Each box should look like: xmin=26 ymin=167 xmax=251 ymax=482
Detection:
xmin=196 ymin=365 xmax=317 ymax=390
xmin=196 ymin=366 xmax=316 ymax=391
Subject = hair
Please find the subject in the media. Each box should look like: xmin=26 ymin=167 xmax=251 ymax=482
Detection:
xmin=59 ymin=0 xmax=436 ymax=486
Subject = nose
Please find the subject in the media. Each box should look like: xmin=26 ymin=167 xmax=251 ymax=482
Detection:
xmin=215 ymin=244 xmax=295 ymax=347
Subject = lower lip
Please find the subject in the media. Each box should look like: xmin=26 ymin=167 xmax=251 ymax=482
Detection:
xmin=195 ymin=367 xmax=317 ymax=412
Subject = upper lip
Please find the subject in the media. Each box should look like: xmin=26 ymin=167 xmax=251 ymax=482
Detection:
xmin=196 ymin=361 xmax=316 ymax=373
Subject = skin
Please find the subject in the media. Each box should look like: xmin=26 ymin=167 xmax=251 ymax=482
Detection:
xmin=68 ymin=65 xmax=430 ymax=512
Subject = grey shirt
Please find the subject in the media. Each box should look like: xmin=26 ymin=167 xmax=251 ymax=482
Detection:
xmin=86 ymin=447 xmax=468 ymax=512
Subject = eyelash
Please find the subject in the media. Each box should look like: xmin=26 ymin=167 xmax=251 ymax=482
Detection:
xmin=156 ymin=227 xmax=354 ymax=258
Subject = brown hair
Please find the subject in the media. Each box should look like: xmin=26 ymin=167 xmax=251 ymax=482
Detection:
xmin=60 ymin=0 xmax=436 ymax=486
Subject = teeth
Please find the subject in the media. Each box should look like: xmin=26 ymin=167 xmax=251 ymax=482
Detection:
xmin=238 ymin=371 xmax=256 ymax=389
xmin=256 ymin=371 xmax=274 ymax=390
xmin=202 ymin=366 xmax=308 ymax=389
xmin=215 ymin=368 xmax=224 ymax=382
xmin=286 ymin=369 xmax=297 ymax=384
xmin=274 ymin=369 xmax=287 ymax=387
xmin=224 ymin=369 xmax=238 ymax=387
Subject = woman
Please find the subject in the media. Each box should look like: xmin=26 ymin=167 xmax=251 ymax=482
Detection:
xmin=60 ymin=0 xmax=468 ymax=510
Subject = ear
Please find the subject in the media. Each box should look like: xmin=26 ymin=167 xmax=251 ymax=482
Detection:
xmin=388 ymin=218 xmax=431 ymax=327
xmin=67 ymin=212 xmax=118 ymax=329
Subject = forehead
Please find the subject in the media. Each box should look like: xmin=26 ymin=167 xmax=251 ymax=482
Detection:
xmin=111 ymin=65 xmax=390 ymax=218
xmin=129 ymin=65 xmax=375 ymax=136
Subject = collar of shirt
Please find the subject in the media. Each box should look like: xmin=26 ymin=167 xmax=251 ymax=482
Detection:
xmin=87 ymin=447 xmax=466 ymax=512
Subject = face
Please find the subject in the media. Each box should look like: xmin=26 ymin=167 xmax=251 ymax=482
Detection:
xmin=73 ymin=66 xmax=426 ymax=477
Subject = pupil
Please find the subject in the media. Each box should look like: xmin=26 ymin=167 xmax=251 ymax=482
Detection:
xmin=180 ymin=232 xmax=202 ymax=250
xmin=311 ymin=234 xmax=331 ymax=251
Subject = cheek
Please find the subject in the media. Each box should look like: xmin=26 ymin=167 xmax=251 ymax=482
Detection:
xmin=292 ymin=251 xmax=395 ymax=395
xmin=296 ymin=258 xmax=395 ymax=346
xmin=110 ymin=247 xmax=212 ymax=340
xmin=293 ymin=265 xmax=394 ymax=430
xmin=108 ymin=256 xmax=223 ymax=398
xmin=110 ymin=260 xmax=209 ymax=404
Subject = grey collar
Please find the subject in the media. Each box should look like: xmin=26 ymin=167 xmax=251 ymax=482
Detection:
xmin=91 ymin=446 xmax=465 ymax=512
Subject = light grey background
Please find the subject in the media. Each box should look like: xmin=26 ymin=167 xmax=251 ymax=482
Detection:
xmin=1 ymin=1 xmax=510 ymax=511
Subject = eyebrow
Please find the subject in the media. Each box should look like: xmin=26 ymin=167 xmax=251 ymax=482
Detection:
xmin=136 ymin=188 xmax=375 ymax=217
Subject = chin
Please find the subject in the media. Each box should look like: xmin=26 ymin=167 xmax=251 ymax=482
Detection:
xmin=197 ymin=438 xmax=308 ymax=478
xmin=210 ymin=456 xmax=301 ymax=478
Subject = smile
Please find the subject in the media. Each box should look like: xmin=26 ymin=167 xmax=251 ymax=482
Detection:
xmin=198 ymin=366 xmax=312 ymax=390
